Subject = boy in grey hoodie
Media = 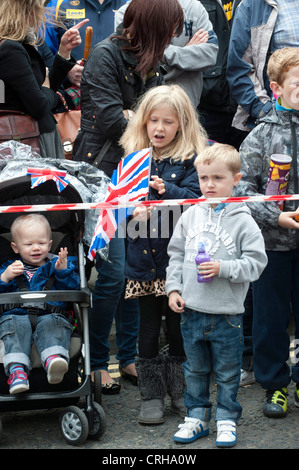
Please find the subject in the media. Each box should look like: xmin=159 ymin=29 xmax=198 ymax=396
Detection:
xmin=165 ymin=143 xmax=267 ymax=447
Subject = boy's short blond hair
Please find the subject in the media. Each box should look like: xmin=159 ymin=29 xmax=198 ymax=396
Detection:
xmin=267 ymin=47 xmax=299 ymax=85
xmin=11 ymin=214 xmax=51 ymax=241
xmin=194 ymin=143 xmax=241 ymax=174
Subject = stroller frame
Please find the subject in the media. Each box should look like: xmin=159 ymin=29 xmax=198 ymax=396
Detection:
xmin=0 ymin=175 xmax=106 ymax=446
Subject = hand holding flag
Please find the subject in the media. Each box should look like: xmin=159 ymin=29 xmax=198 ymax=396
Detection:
xmin=88 ymin=148 xmax=152 ymax=260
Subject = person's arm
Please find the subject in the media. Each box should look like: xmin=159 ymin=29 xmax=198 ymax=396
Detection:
xmin=235 ymin=125 xmax=282 ymax=230
xmin=83 ymin=45 xmax=128 ymax=141
xmin=150 ymin=157 xmax=201 ymax=200
xmin=0 ymin=42 xmax=58 ymax=119
xmin=227 ymin=3 xmax=272 ymax=121
xmin=162 ymin=2 xmax=218 ymax=78
xmin=165 ymin=216 xmax=186 ymax=296
xmin=48 ymin=19 xmax=88 ymax=91
xmin=53 ymin=255 xmax=80 ymax=290
xmin=218 ymin=220 xmax=268 ymax=283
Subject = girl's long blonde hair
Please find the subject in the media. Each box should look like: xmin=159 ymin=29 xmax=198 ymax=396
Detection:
xmin=119 ymin=84 xmax=208 ymax=161
xmin=0 ymin=0 xmax=59 ymax=44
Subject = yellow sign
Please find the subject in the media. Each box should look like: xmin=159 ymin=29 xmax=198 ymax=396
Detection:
xmin=66 ymin=8 xmax=85 ymax=19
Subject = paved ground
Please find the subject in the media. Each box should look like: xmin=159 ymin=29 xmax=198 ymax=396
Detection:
xmin=0 ymin=270 xmax=297 ymax=453
xmin=0 ymin=352 xmax=298 ymax=452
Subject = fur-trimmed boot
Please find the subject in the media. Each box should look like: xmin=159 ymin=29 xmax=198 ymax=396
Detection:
xmin=165 ymin=355 xmax=186 ymax=418
xmin=136 ymin=355 xmax=166 ymax=424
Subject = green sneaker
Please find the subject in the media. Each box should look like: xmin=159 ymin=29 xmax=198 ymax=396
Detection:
xmin=263 ymin=387 xmax=288 ymax=418
xmin=295 ymin=384 xmax=299 ymax=408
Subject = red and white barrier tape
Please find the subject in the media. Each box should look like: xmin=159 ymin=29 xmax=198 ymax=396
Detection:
xmin=0 ymin=193 xmax=298 ymax=213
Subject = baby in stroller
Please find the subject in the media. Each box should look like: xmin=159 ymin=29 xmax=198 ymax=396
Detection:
xmin=0 ymin=213 xmax=80 ymax=395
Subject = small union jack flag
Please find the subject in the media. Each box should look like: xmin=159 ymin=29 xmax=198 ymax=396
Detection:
xmin=27 ymin=168 xmax=70 ymax=193
xmin=88 ymin=148 xmax=152 ymax=260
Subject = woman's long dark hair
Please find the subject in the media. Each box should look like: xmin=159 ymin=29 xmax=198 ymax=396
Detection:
xmin=117 ymin=0 xmax=184 ymax=77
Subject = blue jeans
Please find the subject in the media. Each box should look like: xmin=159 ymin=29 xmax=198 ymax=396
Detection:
xmin=0 ymin=313 xmax=73 ymax=374
xmin=252 ymin=250 xmax=299 ymax=390
xmin=89 ymin=234 xmax=139 ymax=371
xmin=180 ymin=307 xmax=243 ymax=423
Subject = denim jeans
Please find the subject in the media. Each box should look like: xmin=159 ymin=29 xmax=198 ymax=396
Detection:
xmin=252 ymin=250 xmax=299 ymax=390
xmin=180 ymin=307 xmax=243 ymax=423
xmin=0 ymin=313 xmax=73 ymax=375
xmin=89 ymin=234 xmax=139 ymax=371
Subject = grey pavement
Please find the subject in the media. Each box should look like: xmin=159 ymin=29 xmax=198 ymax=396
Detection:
xmin=0 ymin=269 xmax=297 ymax=452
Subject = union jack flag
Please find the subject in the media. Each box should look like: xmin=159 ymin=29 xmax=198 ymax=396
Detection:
xmin=27 ymin=168 xmax=69 ymax=193
xmin=88 ymin=148 xmax=152 ymax=260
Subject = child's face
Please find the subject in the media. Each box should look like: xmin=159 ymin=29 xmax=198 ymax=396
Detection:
xmin=271 ymin=65 xmax=299 ymax=110
xmin=196 ymin=160 xmax=241 ymax=207
xmin=11 ymin=223 xmax=52 ymax=266
xmin=146 ymin=105 xmax=179 ymax=150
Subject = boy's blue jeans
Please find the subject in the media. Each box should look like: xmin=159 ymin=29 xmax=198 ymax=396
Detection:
xmin=180 ymin=307 xmax=243 ymax=423
xmin=0 ymin=313 xmax=73 ymax=375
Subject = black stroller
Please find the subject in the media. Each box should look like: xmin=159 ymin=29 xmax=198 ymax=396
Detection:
xmin=0 ymin=171 xmax=106 ymax=446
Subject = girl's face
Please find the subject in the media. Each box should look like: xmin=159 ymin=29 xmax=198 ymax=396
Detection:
xmin=146 ymin=105 xmax=179 ymax=150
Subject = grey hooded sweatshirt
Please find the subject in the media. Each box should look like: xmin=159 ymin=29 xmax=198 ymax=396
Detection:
xmin=165 ymin=202 xmax=267 ymax=314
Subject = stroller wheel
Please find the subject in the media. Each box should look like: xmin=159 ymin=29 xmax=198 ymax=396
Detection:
xmin=88 ymin=402 xmax=107 ymax=440
xmin=60 ymin=406 xmax=89 ymax=446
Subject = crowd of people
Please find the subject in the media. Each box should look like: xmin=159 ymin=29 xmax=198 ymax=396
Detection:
xmin=0 ymin=0 xmax=299 ymax=449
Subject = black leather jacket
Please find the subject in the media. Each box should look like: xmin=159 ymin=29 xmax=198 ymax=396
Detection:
xmin=73 ymin=31 xmax=165 ymax=178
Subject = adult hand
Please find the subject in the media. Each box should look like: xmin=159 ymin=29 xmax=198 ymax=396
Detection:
xmin=186 ymin=29 xmax=209 ymax=46
xmin=58 ymin=18 xmax=89 ymax=59
xmin=67 ymin=62 xmax=84 ymax=87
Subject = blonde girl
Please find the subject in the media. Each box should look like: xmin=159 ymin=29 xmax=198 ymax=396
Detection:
xmin=120 ymin=84 xmax=208 ymax=426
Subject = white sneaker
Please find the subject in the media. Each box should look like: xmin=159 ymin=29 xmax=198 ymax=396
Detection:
xmin=216 ymin=420 xmax=237 ymax=447
xmin=240 ymin=369 xmax=255 ymax=386
xmin=45 ymin=356 xmax=68 ymax=384
xmin=173 ymin=417 xmax=209 ymax=443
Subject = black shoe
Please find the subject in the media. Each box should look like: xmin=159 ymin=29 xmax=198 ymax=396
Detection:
xmin=119 ymin=366 xmax=138 ymax=386
xmin=263 ymin=388 xmax=288 ymax=418
xmin=101 ymin=381 xmax=121 ymax=395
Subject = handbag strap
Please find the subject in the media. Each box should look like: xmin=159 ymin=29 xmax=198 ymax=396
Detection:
xmin=56 ymin=91 xmax=69 ymax=112
xmin=92 ymin=139 xmax=113 ymax=168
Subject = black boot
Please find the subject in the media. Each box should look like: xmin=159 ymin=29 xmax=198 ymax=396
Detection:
xmin=136 ymin=355 xmax=166 ymax=424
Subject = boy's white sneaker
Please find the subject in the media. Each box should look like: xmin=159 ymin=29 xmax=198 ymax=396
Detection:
xmin=216 ymin=420 xmax=237 ymax=447
xmin=173 ymin=417 xmax=209 ymax=443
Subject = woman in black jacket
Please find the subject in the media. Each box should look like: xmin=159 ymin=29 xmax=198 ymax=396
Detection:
xmin=0 ymin=0 xmax=87 ymax=158
xmin=73 ymin=0 xmax=184 ymax=393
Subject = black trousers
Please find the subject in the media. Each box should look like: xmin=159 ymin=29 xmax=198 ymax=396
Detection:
xmin=138 ymin=294 xmax=185 ymax=359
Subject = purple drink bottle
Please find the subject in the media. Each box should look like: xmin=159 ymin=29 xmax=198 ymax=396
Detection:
xmin=195 ymin=242 xmax=213 ymax=283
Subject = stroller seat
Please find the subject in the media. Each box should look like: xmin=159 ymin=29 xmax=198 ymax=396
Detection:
xmin=0 ymin=174 xmax=106 ymax=446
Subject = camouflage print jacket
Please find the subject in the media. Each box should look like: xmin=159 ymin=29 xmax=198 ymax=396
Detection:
xmin=235 ymin=105 xmax=299 ymax=251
